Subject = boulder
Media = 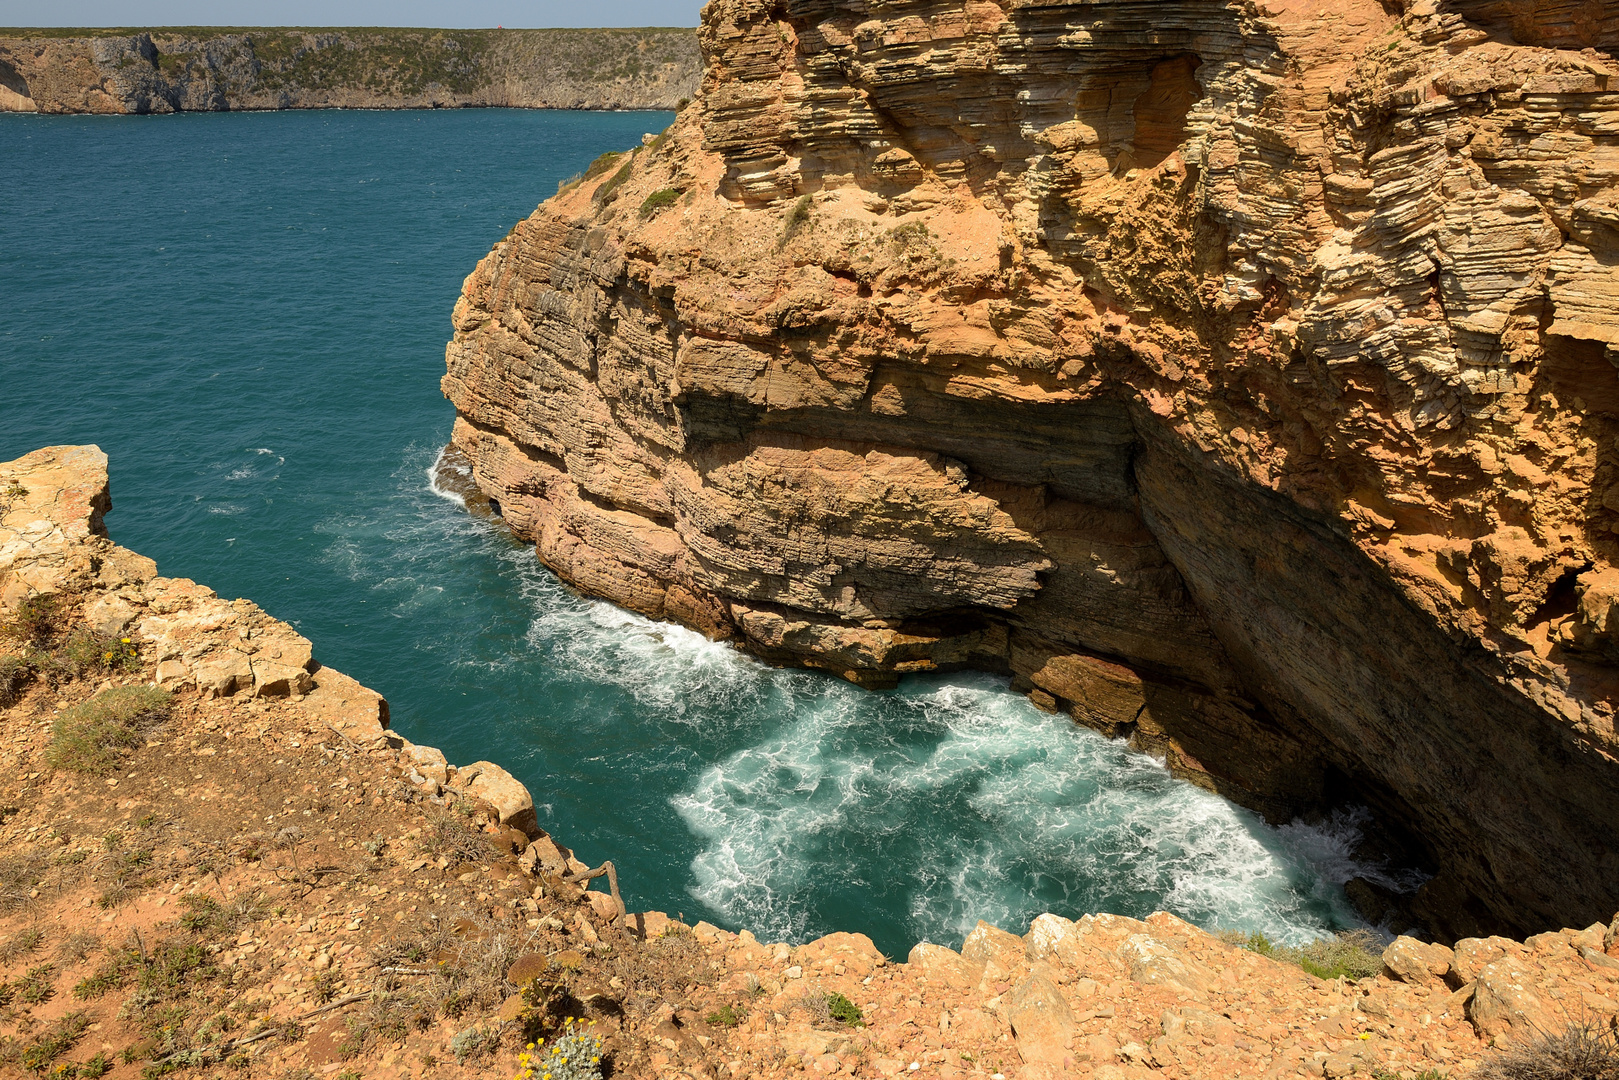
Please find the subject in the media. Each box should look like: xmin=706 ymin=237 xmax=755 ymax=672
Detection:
xmin=403 ymin=742 xmax=449 ymax=786
xmin=1007 ymin=968 xmax=1077 ymax=1073
xmin=153 ymin=658 xmax=193 ymax=691
xmin=963 ymin=920 xmax=1028 ymax=972
xmin=250 ymin=657 xmax=313 ymax=697
xmin=519 ymin=834 xmax=570 ymax=876
xmin=192 ymin=649 xmax=253 ymax=697
xmin=906 ymin=942 xmax=984 ymax=989
xmin=1451 ymin=936 xmax=1520 ymax=983
xmin=1025 ymin=913 xmax=1078 ymax=961
xmin=84 ymin=593 xmax=136 ymax=638
xmin=1468 ymin=957 xmax=1560 ymax=1039
xmin=454 ymin=760 xmax=538 ymax=836
xmin=1120 ymin=933 xmax=1215 ymax=995
xmin=797 ymin=931 xmax=885 ymax=978
xmin=585 ymin=890 xmax=620 ymax=922
xmin=1382 ymin=936 xmax=1454 ymax=985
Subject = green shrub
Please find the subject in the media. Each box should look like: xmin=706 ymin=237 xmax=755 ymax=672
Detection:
xmin=594 ymin=156 xmax=635 ymax=204
xmin=18 ymin=963 xmax=56 ymax=1004
xmin=826 ymin=991 xmax=864 ymax=1027
xmin=583 ymin=150 xmax=623 ymax=179
xmin=73 ymin=962 xmax=127 ymax=1000
xmin=1222 ymin=928 xmax=1383 ymax=981
xmin=17 ymin=1012 xmax=88 ymax=1072
xmin=46 ymin=686 xmax=171 ymax=774
xmin=78 ymin=1052 xmax=114 ymax=1078
xmin=638 ymin=188 xmax=681 ymax=219
xmin=705 ymin=1004 xmax=744 ymax=1026
xmin=56 ymin=630 xmax=140 ymax=679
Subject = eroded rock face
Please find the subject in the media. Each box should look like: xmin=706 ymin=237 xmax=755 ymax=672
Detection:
xmin=443 ymin=0 xmax=1619 ymax=937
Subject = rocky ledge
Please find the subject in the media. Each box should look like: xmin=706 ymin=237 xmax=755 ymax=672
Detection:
xmin=0 ymin=28 xmax=699 ymax=113
xmin=441 ymin=0 xmax=1619 ymax=942
xmin=4 ymin=446 xmax=1619 ymax=1079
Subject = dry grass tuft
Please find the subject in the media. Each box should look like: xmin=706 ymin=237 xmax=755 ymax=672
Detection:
xmin=45 ymin=685 xmax=170 ymax=774
xmin=1472 ymin=1021 xmax=1619 ymax=1080
xmin=418 ymin=812 xmax=497 ymax=867
xmin=0 ymin=849 xmax=48 ymax=915
xmin=0 ymin=594 xmax=64 ymax=647
xmin=0 ymin=653 xmax=32 ymax=707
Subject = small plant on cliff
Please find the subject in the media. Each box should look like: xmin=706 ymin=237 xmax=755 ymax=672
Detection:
xmin=777 ymin=194 xmax=812 ymax=249
xmin=705 ymin=1004 xmax=744 ymax=1026
xmin=56 ymin=630 xmax=140 ymax=679
xmin=583 ymin=150 xmax=623 ymax=179
xmin=2 ymin=594 xmax=63 ymax=647
xmin=593 ymin=154 xmax=636 ymax=204
xmin=1222 ymin=928 xmax=1382 ymax=981
xmin=46 ymin=685 xmax=171 ymax=775
xmin=516 ymin=1019 xmax=602 ymax=1080
xmin=1471 ymin=1021 xmax=1619 ymax=1080
xmin=825 ymin=991 xmax=865 ymax=1027
xmin=0 ymin=653 xmax=33 ymax=708
xmin=638 ymin=188 xmax=681 ymax=219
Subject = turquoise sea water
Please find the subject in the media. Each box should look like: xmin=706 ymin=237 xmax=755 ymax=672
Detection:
xmin=2 ymin=110 xmax=1392 ymax=955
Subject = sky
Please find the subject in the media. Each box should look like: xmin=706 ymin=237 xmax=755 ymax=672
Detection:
xmin=0 ymin=0 xmax=703 ymax=28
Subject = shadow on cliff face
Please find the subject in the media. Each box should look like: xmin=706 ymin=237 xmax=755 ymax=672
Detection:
xmin=649 ymin=372 xmax=1619 ymax=941
xmin=1127 ymin=54 xmax=1204 ymax=171
xmin=1130 ymin=416 xmax=1619 ymax=940
xmin=0 ymin=59 xmax=33 ymax=111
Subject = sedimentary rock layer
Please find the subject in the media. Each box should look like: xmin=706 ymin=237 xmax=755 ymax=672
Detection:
xmin=0 ymin=27 xmax=699 ymax=113
xmin=443 ymin=0 xmax=1619 ymax=940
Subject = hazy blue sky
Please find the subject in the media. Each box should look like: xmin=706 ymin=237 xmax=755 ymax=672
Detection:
xmin=0 ymin=1 xmax=703 ymax=28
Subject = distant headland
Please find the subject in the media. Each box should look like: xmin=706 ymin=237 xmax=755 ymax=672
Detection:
xmin=0 ymin=27 xmax=699 ymax=113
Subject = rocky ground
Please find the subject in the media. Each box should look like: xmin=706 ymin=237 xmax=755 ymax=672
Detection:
xmin=3 ymin=444 xmax=1618 ymax=1080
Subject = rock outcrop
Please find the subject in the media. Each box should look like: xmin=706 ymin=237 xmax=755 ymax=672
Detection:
xmin=442 ymin=0 xmax=1619 ymax=941
xmin=0 ymin=28 xmax=699 ymax=113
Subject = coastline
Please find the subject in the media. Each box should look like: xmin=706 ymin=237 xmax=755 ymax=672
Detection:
xmin=3 ymin=444 xmax=1617 ymax=1078
xmin=0 ymin=27 xmax=700 ymax=114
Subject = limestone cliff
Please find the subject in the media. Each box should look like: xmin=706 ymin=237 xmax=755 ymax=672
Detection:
xmin=443 ymin=0 xmax=1619 ymax=941
xmin=0 ymin=27 xmax=698 ymax=113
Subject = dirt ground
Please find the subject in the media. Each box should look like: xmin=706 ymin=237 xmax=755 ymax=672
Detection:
xmin=0 ymin=622 xmax=751 ymax=1080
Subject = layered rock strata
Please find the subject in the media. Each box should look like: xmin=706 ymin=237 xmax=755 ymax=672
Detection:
xmin=442 ymin=0 xmax=1619 ymax=941
xmin=0 ymin=28 xmax=698 ymax=113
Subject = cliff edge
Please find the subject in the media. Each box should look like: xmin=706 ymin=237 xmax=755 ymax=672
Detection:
xmin=6 ymin=445 xmax=1619 ymax=1080
xmin=0 ymin=27 xmax=699 ymax=113
xmin=442 ymin=0 xmax=1619 ymax=942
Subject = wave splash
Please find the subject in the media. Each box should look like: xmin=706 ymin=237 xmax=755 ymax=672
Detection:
xmin=338 ymin=442 xmax=1401 ymax=953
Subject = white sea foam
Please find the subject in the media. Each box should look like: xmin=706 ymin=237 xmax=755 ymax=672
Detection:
xmin=360 ymin=441 xmax=1410 ymax=951
xmin=426 ymin=444 xmax=468 ymax=508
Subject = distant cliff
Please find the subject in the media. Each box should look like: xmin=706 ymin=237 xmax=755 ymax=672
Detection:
xmin=0 ymin=27 xmax=699 ymax=113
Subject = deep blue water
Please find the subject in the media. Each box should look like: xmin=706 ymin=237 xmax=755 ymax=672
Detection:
xmin=1 ymin=109 xmax=1391 ymax=956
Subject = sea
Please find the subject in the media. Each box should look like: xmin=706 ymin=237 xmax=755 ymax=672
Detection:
xmin=1 ymin=108 xmax=1405 ymax=956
